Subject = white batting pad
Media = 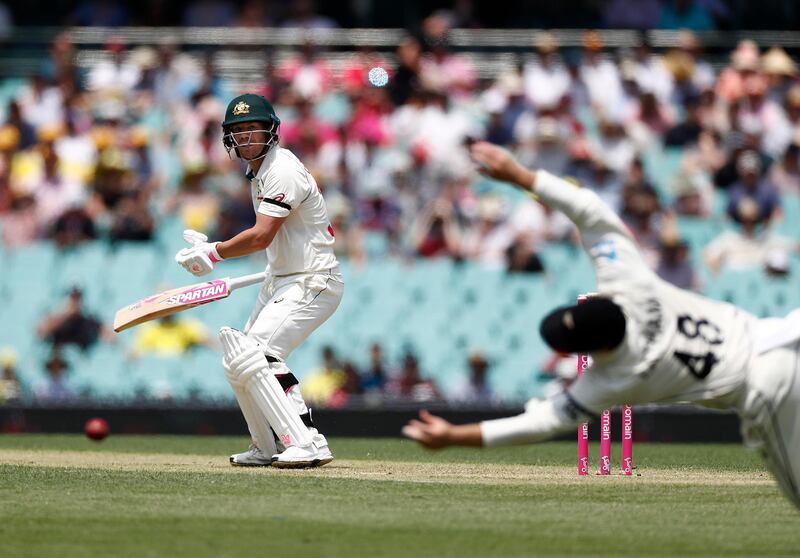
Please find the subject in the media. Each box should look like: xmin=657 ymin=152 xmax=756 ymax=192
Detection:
xmin=230 ymin=384 xmax=277 ymax=458
xmin=220 ymin=327 xmax=313 ymax=449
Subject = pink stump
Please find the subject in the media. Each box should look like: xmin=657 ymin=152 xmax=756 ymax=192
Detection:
xmin=622 ymin=404 xmax=633 ymax=475
xmin=599 ymin=409 xmax=612 ymax=475
xmin=577 ymin=354 xmax=590 ymax=475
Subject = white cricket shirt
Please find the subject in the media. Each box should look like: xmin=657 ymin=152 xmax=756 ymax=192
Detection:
xmin=248 ymin=147 xmax=338 ymax=276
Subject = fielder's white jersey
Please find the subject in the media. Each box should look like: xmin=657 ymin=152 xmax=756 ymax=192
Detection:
xmin=249 ymin=147 xmax=338 ymax=276
xmin=534 ymin=170 xmax=757 ymax=413
xmin=481 ymin=171 xmax=758 ymax=447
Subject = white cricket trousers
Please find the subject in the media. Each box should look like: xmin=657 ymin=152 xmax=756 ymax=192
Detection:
xmin=739 ymin=311 xmax=800 ymax=510
xmin=243 ymin=267 xmax=344 ymax=360
xmin=240 ymin=267 xmax=343 ymax=427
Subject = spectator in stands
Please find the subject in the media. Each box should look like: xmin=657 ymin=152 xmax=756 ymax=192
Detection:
xmin=362 ymin=343 xmax=387 ymax=394
xmin=762 ymin=47 xmax=797 ymax=105
xmin=1 ymin=194 xmax=39 ymax=247
xmin=705 ymin=197 xmax=797 ymax=274
xmin=671 ymin=162 xmax=714 ymax=217
xmin=303 ymin=346 xmax=346 ymax=406
xmin=517 ymin=116 xmax=570 ymax=176
xmin=33 ymin=350 xmax=75 ymax=403
xmin=386 ymin=351 xmax=440 ymax=403
xmin=213 ymin=178 xmax=256 ymax=240
xmin=781 ymin=86 xmax=800 ymax=145
xmin=713 ymin=132 xmax=770 ymax=190
xmin=16 ymin=72 xmax=65 ymax=132
xmin=460 ymin=196 xmax=513 ymax=267
xmin=0 ymin=348 xmax=22 ymax=405
xmin=109 ymin=192 xmax=155 ymax=242
xmin=327 ymin=197 xmax=366 ymax=264
xmin=165 ymin=164 xmax=218 ymax=232
xmin=506 ymin=233 xmax=545 ymax=274
xmin=38 ymin=288 xmax=103 ymax=351
xmin=4 ymin=101 xmax=36 ymax=150
xmin=726 ymin=151 xmax=781 ymax=223
xmin=341 ymin=361 xmax=363 ymax=396
xmin=51 ymin=206 xmax=96 ymax=249
xmin=630 ymin=34 xmax=674 ymax=105
xmin=450 ymin=351 xmax=499 ymax=406
xmin=411 ymin=197 xmax=462 ymax=259
xmin=665 ymin=94 xmax=703 ymax=147
xmin=621 ymin=180 xmax=664 ymax=269
xmin=716 ymin=40 xmax=760 ymax=104
xmin=389 ymin=37 xmax=422 ymax=107
xmin=54 ymin=114 xmax=97 ymax=188
xmin=87 ymin=37 xmax=140 ymax=102
xmin=419 ymin=17 xmax=476 ymax=98
xmin=130 ymin=314 xmax=210 ymax=358
xmin=626 ymin=90 xmax=675 ymax=149
xmin=87 ymin=147 xmax=136 ymax=216
xmin=579 ymin=31 xmax=624 ymax=118
xmin=735 ymin=73 xmax=790 ymax=158
xmin=656 ymin=234 xmax=699 ymax=291
xmin=33 ymin=141 xmax=84 ymax=223
xmin=770 ymin=143 xmax=800 ymax=195
xmin=523 ymin=32 xmax=570 ymax=111
xmin=277 ymin=41 xmax=333 ymax=101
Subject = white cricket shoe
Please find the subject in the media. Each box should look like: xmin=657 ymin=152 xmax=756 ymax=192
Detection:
xmin=230 ymin=444 xmax=272 ymax=467
xmin=271 ymin=434 xmax=333 ymax=469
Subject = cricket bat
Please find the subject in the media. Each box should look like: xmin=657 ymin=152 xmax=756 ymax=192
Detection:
xmin=113 ymin=272 xmax=266 ymax=333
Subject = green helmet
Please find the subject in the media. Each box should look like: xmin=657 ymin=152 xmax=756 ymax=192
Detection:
xmin=222 ymin=93 xmax=281 ymax=128
xmin=221 ymin=93 xmax=281 ymax=160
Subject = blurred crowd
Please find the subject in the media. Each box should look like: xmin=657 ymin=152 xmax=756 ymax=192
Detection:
xmin=2 ymin=16 xmax=800 ymax=279
xmin=3 ymin=7 xmax=800 ymax=405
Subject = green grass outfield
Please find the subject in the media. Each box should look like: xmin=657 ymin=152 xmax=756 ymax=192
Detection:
xmin=0 ymin=435 xmax=797 ymax=557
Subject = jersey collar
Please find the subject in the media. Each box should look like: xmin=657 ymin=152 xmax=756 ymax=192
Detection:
xmin=245 ymin=147 xmax=278 ymax=182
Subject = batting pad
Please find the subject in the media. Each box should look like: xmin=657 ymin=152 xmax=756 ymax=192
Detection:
xmin=220 ymin=327 xmax=313 ymax=449
xmin=230 ymin=384 xmax=278 ymax=458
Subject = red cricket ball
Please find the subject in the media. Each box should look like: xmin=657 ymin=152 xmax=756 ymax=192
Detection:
xmin=85 ymin=417 xmax=109 ymax=441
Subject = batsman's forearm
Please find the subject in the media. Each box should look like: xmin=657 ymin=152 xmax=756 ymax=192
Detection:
xmin=217 ymin=227 xmax=275 ymax=259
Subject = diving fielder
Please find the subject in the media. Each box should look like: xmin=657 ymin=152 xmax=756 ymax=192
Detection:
xmin=404 ymin=141 xmax=800 ymax=509
xmin=175 ymin=94 xmax=342 ymax=468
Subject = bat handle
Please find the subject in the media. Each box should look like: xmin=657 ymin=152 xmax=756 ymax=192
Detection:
xmin=229 ymin=272 xmax=267 ymax=291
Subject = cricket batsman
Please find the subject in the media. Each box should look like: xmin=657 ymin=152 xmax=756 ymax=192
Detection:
xmin=174 ymin=94 xmax=342 ymax=468
xmin=403 ymin=141 xmax=800 ymax=509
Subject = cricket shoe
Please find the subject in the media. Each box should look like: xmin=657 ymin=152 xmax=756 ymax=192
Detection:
xmin=271 ymin=434 xmax=333 ymax=469
xmin=230 ymin=444 xmax=272 ymax=467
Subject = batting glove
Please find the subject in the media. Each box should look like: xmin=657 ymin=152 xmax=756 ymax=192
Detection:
xmin=174 ymin=229 xmax=224 ymax=276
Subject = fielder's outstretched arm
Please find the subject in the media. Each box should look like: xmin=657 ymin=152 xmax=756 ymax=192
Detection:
xmin=403 ymin=392 xmax=589 ymax=449
xmin=469 ymin=142 xmax=634 ymax=251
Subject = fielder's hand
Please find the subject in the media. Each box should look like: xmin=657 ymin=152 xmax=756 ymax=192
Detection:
xmin=174 ymin=229 xmax=224 ymax=276
xmin=469 ymin=141 xmax=535 ymax=191
xmin=402 ymin=410 xmax=453 ymax=449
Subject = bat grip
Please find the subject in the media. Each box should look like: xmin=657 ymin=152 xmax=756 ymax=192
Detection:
xmin=229 ymin=272 xmax=268 ymax=291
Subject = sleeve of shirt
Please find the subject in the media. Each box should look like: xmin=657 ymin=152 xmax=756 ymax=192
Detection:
xmin=533 ymin=170 xmax=651 ymax=284
xmin=566 ymin=367 xmax=637 ymax=415
xmin=256 ymin=159 xmax=310 ymax=218
xmin=479 ymin=391 xmax=591 ymax=447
